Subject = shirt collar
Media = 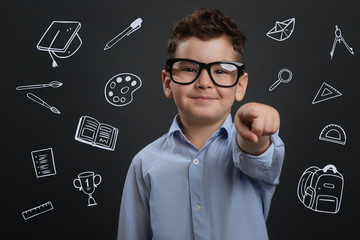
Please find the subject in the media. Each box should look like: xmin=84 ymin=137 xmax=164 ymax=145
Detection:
xmin=168 ymin=115 xmax=182 ymax=135
xmin=167 ymin=114 xmax=233 ymax=139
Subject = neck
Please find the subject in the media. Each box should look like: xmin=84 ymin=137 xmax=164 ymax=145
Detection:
xmin=178 ymin=114 xmax=228 ymax=150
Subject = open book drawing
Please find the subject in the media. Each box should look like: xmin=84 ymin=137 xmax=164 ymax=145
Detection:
xmin=75 ymin=116 xmax=118 ymax=151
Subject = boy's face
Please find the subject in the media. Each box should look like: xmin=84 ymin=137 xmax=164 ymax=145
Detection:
xmin=162 ymin=36 xmax=248 ymax=125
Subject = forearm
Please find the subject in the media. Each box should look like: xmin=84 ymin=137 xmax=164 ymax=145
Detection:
xmin=233 ymin=130 xmax=285 ymax=186
xmin=237 ymin=133 xmax=271 ymax=156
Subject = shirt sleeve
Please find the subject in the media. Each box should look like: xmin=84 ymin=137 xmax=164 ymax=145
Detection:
xmin=117 ymin=158 xmax=152 ymax=240
xmin=232 ymin=130 xmax=285 ymax=185
xmin=232 ymin=130 xmax=285 ymax=218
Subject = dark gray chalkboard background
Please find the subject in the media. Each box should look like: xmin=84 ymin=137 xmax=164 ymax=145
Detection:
xmin=4 ymin=0 xmax=359 ymax=239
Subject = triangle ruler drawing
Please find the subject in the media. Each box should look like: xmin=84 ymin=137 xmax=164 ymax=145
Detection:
xmin=312 ymin=82 xmax=342 ymax=104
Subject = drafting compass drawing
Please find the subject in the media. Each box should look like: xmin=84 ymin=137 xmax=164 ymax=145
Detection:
xmin=330 ymin=25 xmax=354 ymax=59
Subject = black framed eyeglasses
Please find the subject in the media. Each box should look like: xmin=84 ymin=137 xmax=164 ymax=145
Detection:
xmin=166 ymin=58 xmax=245 ymax=87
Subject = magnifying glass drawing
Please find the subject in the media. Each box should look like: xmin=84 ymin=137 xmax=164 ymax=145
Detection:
xmin=269 ymin=68 xmax=293 ymax=91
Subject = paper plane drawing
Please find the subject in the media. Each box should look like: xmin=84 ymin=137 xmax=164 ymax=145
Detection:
xmin=266 ymin=18 xmax=295 ymax=41
xmin=312 ymin=82 xmax=342 ymax=104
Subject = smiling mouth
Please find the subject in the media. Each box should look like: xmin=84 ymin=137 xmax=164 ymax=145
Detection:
xmin=191 ymin=96 xmax=216 ymax=102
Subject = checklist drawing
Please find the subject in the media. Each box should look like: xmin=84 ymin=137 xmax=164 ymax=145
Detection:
xmin=31 ymin=148 xmax=57 ymax=178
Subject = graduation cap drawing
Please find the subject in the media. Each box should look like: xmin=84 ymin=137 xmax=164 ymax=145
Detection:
xmin=37 ymin=21 xmax=82 ymax=67
xmin=266 ymin=18 xmax=295 ymax=41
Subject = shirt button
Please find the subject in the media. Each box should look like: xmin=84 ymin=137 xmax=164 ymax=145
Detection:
xmin=193 ymin=159 xmax=199 ymax=165
xmin=195 ymin=204 xmax=201 ymax=211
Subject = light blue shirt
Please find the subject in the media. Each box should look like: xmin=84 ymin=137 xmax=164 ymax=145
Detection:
xmin=117 ymin=114 xmax=285 ymax=240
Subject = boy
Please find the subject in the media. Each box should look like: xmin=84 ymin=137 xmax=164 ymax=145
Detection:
xmin=117 ymin=8 xmax=284 ymax=240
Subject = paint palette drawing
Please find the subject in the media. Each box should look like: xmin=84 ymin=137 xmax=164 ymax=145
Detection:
xmin=319 ymin=124 xmax=346 ymax=145
xmin=104 ymin=73 xmax=142 ymax=107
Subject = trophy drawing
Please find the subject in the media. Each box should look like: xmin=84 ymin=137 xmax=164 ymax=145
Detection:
xmin=73 ymin=171 xmax=102 ymax=206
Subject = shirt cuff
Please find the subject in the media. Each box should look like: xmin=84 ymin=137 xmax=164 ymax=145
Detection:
xmin=232 ymin=130 xmax=285 ymax=185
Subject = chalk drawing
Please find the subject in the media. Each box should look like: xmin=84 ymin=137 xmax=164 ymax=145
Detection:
xmin=37 ymin=21 xmax=82 ymax=67
xmin=73 ymin=171 xmax=102 ymax=207
xmin=297 ymin=164 xmax=344 ymax=214
xmin=104 ymin=73 xmax=142 ymax=107
xmin=104 ymin=18 xmax=142 ymax=51
xmin=266 ymin=18 xmax=295 ymax=41
xmin=330 ymin=25 xmax=354 ymax=59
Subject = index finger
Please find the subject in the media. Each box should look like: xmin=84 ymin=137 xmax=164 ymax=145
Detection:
xmin=240 ymin=109 xmax=259 ymax=123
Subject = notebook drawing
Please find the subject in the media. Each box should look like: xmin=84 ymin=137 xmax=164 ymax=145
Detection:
xmin=75 ymin=116 xmax=118 ymax=151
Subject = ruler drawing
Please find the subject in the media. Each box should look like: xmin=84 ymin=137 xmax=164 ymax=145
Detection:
xmin=22 ymin=201 xmax=54 ymax=220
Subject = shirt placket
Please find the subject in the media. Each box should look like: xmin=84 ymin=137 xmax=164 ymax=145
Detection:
xmin=188 ymin=148 xmax=209 ymax=240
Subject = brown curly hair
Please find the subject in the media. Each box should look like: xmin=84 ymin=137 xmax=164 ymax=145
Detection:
xmin=167 ymin=8 xmax=246 ymax=61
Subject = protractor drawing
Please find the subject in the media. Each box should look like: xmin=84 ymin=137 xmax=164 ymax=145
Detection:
xmin=319 ymin=124 xmax=346 ymax=145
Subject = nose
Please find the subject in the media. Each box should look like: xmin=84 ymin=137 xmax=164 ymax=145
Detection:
xmin=195 ymin=69 xmax=214 ymax=89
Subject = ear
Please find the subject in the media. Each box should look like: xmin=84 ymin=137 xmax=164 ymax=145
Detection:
xmin=162 ymin=69 xmax=173 ymax=99
xmin=235 ymin=72 xmax=248 ymax=102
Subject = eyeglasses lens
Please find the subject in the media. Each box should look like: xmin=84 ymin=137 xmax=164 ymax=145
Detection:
xmin=172 ymin=61 xmax=199 ymax=83
xmin=171 ymin=60 xmax=239 ymax=86
xmin=211 ymin=63 xmax=238 ymax=86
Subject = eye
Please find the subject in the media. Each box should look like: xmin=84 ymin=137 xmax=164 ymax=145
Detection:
xmin=181 ymin=67 xmax=197 ymax=73
xmin=173 ymin=61 xmax=199 ymax=74
xmin=214 ymin=69 xmax=228 ymax=74
xmin=212 ymin=64 xmax=237 ymax=75
xmin=213 ymin=68 xmax=231 ymax=75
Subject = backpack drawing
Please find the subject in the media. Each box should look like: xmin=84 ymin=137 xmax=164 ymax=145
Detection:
xmin=297 ymin=164 xmax=344 ymax=214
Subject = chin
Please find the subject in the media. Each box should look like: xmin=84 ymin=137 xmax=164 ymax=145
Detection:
xmin=179 ymin=104 xmax=232 ymax=124
xmin=190 ymin=111 xmax=229 ymax=123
